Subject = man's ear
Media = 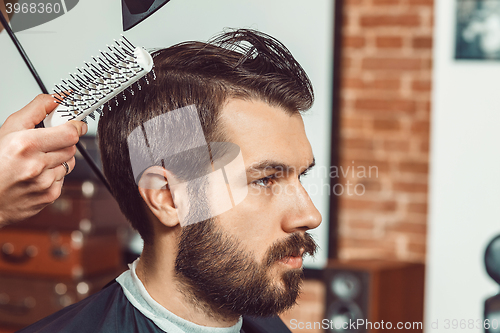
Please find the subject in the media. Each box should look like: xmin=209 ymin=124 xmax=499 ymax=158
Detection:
xmin=138 ymin=166 xmax=180 ymax=228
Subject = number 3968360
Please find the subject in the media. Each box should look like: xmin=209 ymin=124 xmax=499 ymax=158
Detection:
xmin=6 ymin=2 xmax=61 ymax=14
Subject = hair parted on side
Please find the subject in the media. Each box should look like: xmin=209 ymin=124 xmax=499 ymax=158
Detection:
xmin=97 ymin=29 xmax=314 ymax=244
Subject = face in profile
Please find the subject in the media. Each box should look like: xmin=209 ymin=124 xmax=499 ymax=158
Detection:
xmin=175 ymin=98 xmax=322 ymax=318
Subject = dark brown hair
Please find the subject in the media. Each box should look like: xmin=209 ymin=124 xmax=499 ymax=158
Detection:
xmin=97 ymin=29 xmax=314 ymax=243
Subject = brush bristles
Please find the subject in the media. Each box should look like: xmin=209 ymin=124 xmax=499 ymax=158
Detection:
xmin=53 ymin=36 xmax=154 ymax=123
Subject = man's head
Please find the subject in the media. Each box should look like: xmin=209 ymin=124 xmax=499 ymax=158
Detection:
xmin=97 ymin=29 xmax=321 ymax=318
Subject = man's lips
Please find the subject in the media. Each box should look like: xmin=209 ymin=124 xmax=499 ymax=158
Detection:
xmin=278 ymin=256 xmax=303 ymax=269
xmin=277 ymin=248 xmax=304 ymax=269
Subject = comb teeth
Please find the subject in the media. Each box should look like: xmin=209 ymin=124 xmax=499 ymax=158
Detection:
xmin=45 ymin=36 xmax=154 ymax=128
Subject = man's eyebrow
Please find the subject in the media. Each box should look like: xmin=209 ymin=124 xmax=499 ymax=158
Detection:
xmin=247 ymin=158 xmax=316 ymax=175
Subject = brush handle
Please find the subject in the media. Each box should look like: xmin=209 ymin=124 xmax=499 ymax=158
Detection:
xmin=43 ymin=104 xmax=74 ymax=128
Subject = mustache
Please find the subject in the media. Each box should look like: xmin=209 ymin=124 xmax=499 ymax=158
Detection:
xmin=264 ymin=232 xmax=318 ymax=267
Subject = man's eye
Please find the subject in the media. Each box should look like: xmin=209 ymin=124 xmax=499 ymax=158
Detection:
xmin=299 ymin=170 xmax=309 ymax=183
xmin=253 ymin=176 xmax=274 ymax=187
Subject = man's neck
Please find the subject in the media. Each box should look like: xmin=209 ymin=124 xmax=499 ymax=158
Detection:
xmin=136 ymin=245 xmax=240 ymax=328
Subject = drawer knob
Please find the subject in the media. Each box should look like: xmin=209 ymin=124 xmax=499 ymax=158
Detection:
xmin=1 ymin=243 xmax=37 ymax=264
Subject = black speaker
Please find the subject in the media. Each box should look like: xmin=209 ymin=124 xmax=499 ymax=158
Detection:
xmin=484 ymin=235 xmax=500 ymax=333
xmin=323 ymin=260 xmax=425 ymax=333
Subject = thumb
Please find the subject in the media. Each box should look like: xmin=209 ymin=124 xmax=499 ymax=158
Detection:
xmin=67 ymin=120 xmax=88 ymax=137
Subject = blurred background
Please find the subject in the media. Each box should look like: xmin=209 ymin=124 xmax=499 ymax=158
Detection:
xmin=1 ymin=0 xmax=500 ymax=332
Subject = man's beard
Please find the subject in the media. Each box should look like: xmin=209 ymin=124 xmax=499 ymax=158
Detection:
xmin=174 ymin=219 xmax=317 ymax=319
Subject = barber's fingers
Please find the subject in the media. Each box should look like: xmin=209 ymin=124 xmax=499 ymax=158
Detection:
xmin=26 ymin=120 xmax=87 ymax=153
xmin=56 ymin=157 xmax=76 ymax=181
xmin=45 ymin=153 xmax=76 ymax=177
xmin=2 ymin=94 xmax=59 ymax=133
xmin=34 ymin=177 xmax=65 ymax=207
xmin=42 ymin=146 xmax=76 ymax=170
xmin=32 ymin=154 xmax=75 ymax=184
xmin=25 ymin=159 xmax=73 ymax=194
xmin=67 ymin=120 xmax=88 ymax=138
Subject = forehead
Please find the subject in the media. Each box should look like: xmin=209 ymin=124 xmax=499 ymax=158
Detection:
xmin=219 ymin=99 xmax=314 ymax=169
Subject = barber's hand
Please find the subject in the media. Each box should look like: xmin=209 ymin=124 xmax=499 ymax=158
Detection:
xmin=0 ymin=94 xmax=87 ymax=227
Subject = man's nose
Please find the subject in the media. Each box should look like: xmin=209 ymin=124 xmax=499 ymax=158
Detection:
xmin=281 ymin=182 xmax=322 ymax=233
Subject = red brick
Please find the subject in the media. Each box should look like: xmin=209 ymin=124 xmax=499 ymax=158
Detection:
xmin=416 ymin=101 xmax=432 ymax=114
xmin=358 ymin=179 xmax=382 ymax=192
xmin=393 ymin=181 xmax=428 ymax=193
xmin=372 ymin=0 xmax=400 ymax=4
xmin=376 ymin=36 xmax=403 ymax=48
xmin=408 ymin=0 xmax=433 ymax=6
xmin=408 ymin=242 xmax=427 ymax=257
xmin=340 ymin=97 xmax=350 ymax=111
xmin=366 ymin=79 xmax=401 ymax=90
xmin=296 ymin=281 xmax=325 ymax=302
xmin=343 ymin=13 xmax=351 ymax=27
xmin=341 ymin=250 xmax=401 ymax=261
xmin=343 ymin=77 xmax=364 ymax=89
xmin=339 ymin=157 xmax=390 ymax=173
xmin=412 ymin=79 xmax=432 ymax=91
xmin=348 ymin=219 xmax=375 ymax=229
xmin=362 ymin=57 xmax=422 ymax=70
xmin=420 ymin=140 xmax=429 ymax=152
xmin=373 ymin=118 xmax=401 ymax=131
xmin=399 ymin=161 xmax=428 ymax=174
xmin=408 ymin=203 xmax=428 ymax=214
xmin=344 ymin=36 xmax=366 ymax=48
xmin=343 ymin=138 xmax=375 ymax=150
xmin=424 ymin=101 xmax=432 ymax=113
xmin=413 ymin=36 xmax=433 ymax=49
xmin=341 ymin=116 xmax=365 ymax=130
xmin=406 ymin=215 xmax=427 ymax=224
xmin=422 ymin=58 xmax=433 ymax=70
xmin=339 ymin=197 xmax=397 ymax=211
xmin=383 ymin=139 xmax=410 ymax=151
xmin=355 ymin=98 xmax=416 ymax=113
xmin=340 ymin=238 xmax=397 ymax=252
xmin=345 ymin=0 xmax=364 ymax=5
xmin=411 ymin=120 xmax=430 ymax=134
xmin=360 ymin=14 xmax=420 ymax=27
xmin=387 ymin=222 xmax=427 ymax=235
xmin=343 ymin=77 xmax=401 ymax=91
xmin=280 ymin=281 xmax=326 ymax=330
xmin=342 ymin=55 xmax=354 ymax=69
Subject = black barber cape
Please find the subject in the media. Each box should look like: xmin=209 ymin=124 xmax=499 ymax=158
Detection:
xmin=17 ymin=281 xmax=291 ymax=333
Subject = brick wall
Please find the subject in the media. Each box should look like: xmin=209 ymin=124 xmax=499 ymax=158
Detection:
xmin=337 ymin=0 xmax=433 ymax=263
xmin=278 ymin=2 xmax=434 ymax=331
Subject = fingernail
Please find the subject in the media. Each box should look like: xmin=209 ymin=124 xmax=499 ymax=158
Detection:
xmin=82 ymin=122 xmax=88 ymax=135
